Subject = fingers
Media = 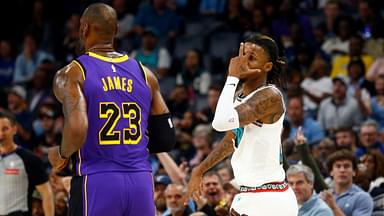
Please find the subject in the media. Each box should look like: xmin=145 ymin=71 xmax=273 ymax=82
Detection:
xmin=238 ymin=42 xmax=245 ymax=57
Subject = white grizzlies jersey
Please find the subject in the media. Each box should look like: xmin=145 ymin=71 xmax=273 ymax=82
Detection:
xmin=231 ymin=85 xmax=285 ymax=187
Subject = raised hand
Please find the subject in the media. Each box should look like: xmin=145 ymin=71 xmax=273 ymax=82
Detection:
xmin=228 ymin=42 xmax=261 ymax=78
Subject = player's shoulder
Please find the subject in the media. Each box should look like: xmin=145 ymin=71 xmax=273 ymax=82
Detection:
xmin=254 ymin=85 xmax=282 ymax=99
xmin=55 ymin=61 xmax=84 ymax=81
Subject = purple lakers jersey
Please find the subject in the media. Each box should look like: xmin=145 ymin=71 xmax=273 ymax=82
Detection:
xmin=73 ymin=52 xmax=151 ymax=176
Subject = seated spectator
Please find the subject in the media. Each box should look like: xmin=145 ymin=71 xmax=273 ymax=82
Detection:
xmin=176 ymin=49 xmax=211 ymax=110
xmin=130 ymin=27 xmax=171 ymax=78
xmin=321 ymin=15 xmax=353 ymax=56
xmin=287 ymin=164 xmax=333 ymax=216
xmin=0 ymin=39 xmax=15 ymax=87
xmin=370 ymin=75 xmax=384 ymax=130
xmin=300 ymin=55 xmax=332 ymax=119
xmin=356 ymin=120 xmax=384 ymax=157
xmin=359 ymin=151 xmax=384 ymax=215
xmin=195 ymin=84 xmax=221 ymax=125
xmin=287 ymin=95 xmax=325 ymax=145
xmin=13 ymin=33 xmax=54 ymax=84
xmin=154 ymin=174 xmax=172 ymax=215
xmin=334 ymin=128 xmax=359 ymax=153
xmin=189 ymin=124 xmax=213 ymax=167
xmin=6 ymin=85 xmax=35 ymax=149
xmin=201 ymin=171 xmax=226 ymax=215
xmin=163 ymin=184 xmax=194 ymax=216
xmin=133 ymin=0 xmax=180 ymax=46
xmin=320 ymin=150 xmax=374 ymax=216
xmin=330 ymin=34 xmax=374 ymax=78
xmin=317 ymin=76 xmax=363 ymax=135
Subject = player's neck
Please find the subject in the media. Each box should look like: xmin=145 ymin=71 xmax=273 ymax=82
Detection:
xmin=0 ymin=142 xmax=17 ymax=154
xmin=242 ymin=81 xmax=267 ymax=96
xmin=87 ymin=43 xmax=115 ymax=55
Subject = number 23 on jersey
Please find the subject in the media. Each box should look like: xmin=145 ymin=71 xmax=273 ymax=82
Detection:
xmin=99 ymin=102 xmax=142 ymax=145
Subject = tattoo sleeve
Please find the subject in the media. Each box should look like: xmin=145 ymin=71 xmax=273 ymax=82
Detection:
xmin=55 ymin=66 xmax=88 ymax=158
xmin=195 ymin=132 xmax=234 ymax=174
xmin=235 ymin=87 xmax=283 ymax=125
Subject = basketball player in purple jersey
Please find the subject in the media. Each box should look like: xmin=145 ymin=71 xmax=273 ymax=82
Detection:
xmin=48 ymin=3 xmax=175 ymax=216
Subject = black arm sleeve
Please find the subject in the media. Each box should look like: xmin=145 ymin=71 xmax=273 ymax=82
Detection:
xmin=147 ymin=113 xmax=176 ymax=154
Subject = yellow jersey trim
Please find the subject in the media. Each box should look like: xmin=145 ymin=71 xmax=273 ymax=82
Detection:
xmin=72 ymin=60 xmax=85 ymax=80
xmin=87 ymin=52 xmax=129 ymax=63
xmin=84 ymin=175 xmax=88 ymax=216
xmin=139 ymin=62 xmax=148 ymax=84
xmin=78 ymin=150 xmax=82 ymax=176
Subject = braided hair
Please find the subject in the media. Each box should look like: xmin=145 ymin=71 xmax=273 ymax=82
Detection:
xmin=244 ymin=34 xmax=286 ymax=86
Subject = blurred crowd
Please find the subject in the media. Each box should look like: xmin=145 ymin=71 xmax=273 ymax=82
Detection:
xmin=1 ymin=0 xmax=384 ymax=215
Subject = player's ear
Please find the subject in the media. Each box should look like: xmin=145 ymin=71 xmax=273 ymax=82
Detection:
xmin=263 ymin=62 xmax=273 ymax=73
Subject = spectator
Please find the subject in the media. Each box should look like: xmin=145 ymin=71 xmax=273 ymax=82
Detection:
xmin=330 ymin=34 xmax=374 ymax=78
xmin=317 ymin=0 xmax=341 ymax=37
xmin=61 ymin=14 xmax=81 ymax=63
xmin=317 ymin=76 xmax=363 ymax=135
xmin=176 ymin=49 xmax=211 ymax=98
xmin=358 ymin=151 xmax=384 ymax=215
xmin=320 ymin=149 xmax=374 ymax=216
xmin=334 ymin=128 xmax=358 ymax=153
xmin=356 ymin=120 xmax=384 ymax=157
xmin=195 ymin=84 xmax=221 ymax=125
xmin=13 ymin=33 xmax=54 ymax=84
xmin=287 ymin=164 xmax=333 ymax=216
xmin=0 ymin=39 xmax=15 ymax=86
xmin=0 ymin=111 xmax=54 ymax=216
xmin=287 ymin=95 xmax=325 ymax=145
xmin=300 ymin=54 xmax=333 ymax=119
xmin=154 ymin=174 xmax=172 ymax=215
xmin=7 ymin=85 xmax=35 ymax=149
xmin=321 ymin=15 xmax=354 ymax=57
xmin=370 ymin=75 xmax=384 ymax=130
xmin=189 ymin=124 xmax=213 ymax=167
xmin=201 ymin=171 xmax=226 ymax=214
xmin=134 ymin=0 xmax=180 ymax=46
xmin=163 ymin=184 xmax=194 ymax=216
xmin=112 ymin=0 xmax=135 ymax=51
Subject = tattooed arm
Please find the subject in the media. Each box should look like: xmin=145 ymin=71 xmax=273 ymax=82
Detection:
xmin=187 ymin=131 xmax=235 ymax=199
xmin=236 ymin=87 xmax=284 ymax=125
xmin=53 ymin=62 xmax=88 ymax=158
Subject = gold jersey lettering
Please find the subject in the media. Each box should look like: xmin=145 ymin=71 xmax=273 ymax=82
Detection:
xmin=107 ymin=76 xmax=115 ymax=90
xmin=127 ymin=79 xmax=133 ymax=92
xmin=102 ymin=78 xmax=108 ymax=91
xmin=113 ymin=76 xmax=121 ymax=90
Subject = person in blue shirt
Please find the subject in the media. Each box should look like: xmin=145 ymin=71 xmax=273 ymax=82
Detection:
xmin=287 ymin=95 xmax=325 ymax=145
xmin=287 ymin=164 xmax=334 ymax=216
xmin=320 ymin=150 xmax=373 ymax=216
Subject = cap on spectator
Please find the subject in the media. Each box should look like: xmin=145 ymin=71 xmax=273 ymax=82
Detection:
xmin=154 ymin=174 xmax=172 ymax=186
xmin=143 ymin=27 xmax=159 ymax=37
xmin=332 ymin=75 xmax=349 ymax=86
xmin=8 ymin=85 xmax=27 ymax=100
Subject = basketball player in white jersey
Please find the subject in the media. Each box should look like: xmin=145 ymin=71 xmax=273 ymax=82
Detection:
xmin=187 ymin=34 xmax=298 ymax=216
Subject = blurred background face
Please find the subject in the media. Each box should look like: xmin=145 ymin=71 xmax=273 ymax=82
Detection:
xmin=374 ymin=77 xmax=384 ymax=94
xmin=287 ymin=172 xmax=313 ymax=205
xmin=330 ymin=160 xmax=355 ymax=186
xmin=338 ymin=20 xmax=351 ymax=39
xmin=7 ymin=93 xmax=24 ymax=112
xmin=164 ymin=185 xmax=187 ymax=214
xmin=335 ymin=131 xmax=354 ymax=150
xmin=192 ymin=131 xmax=209 ymax=149
xmin=207 ymin=89 xmax=220 ymax=110
xmin=185 ymin=50 xmax=200 ymax=70
xmin=142 ymin=34 xmax=157 ymax=50
xmin=348 ymin=63 xmax=364 ymax=81
xmin=287 ymin=98 xmax=304 ymax=126
xmin=349 ymin=37 xmax=363 ymax=56
xmin=217 ymin=167 xmax=231 ymax=184
xmin=202 ymin=175 xmax=224 ymax=206
xmin=360 ymin=125 xmax=378 ymax=148
xmin=24 ymin=35 xmax=37 ymax=54
xmin=0 ymin=40 xmax=11 ymax=58
xmin=324 ymin=2 xmax=339 ymax=19
xmin=332 ymin=81 xmax=347 ymax=100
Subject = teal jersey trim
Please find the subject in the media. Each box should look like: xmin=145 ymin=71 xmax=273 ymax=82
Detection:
xmin=232 ymin=127 xmax=244 ymax=148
